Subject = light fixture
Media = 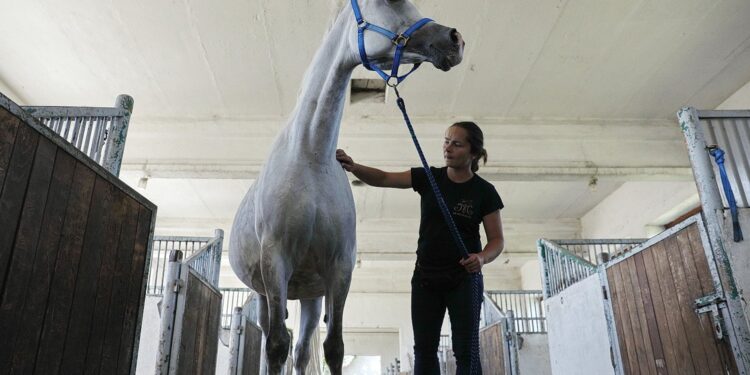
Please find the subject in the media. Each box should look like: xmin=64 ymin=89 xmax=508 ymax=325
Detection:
xmin=137 ymin=175 xmax=149 ymax=190
xmin=588 ymin=175 xmax=598 ymax=192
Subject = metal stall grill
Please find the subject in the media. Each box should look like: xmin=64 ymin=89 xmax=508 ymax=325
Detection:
xmin=538 ymin=239 xmax=597 ymax=299
xmin=551 ymin=239 xmax=645 ymax=266
xmin=22 ymin=95 xmax=134 ymax=177
xmin=697 ymin=111 xmax=750 ymax=208
xmin=147 ymin=236 xmax=211 ymax=296
xmin=184 ymin=230 xmax=224 ymax=287
xmin=538 ymin=239 xmax=646 ymax=299
xmin=486 ymin=290 xmax=546 ymax=333
xmin=156 ymin=229 xmax=224 ymax=375
xmin=220 ymin=288 xmax=256 ymax=328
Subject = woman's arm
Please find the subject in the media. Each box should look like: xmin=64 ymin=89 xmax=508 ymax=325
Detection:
xmin=336 ymin=149 xmax=411 ymax=189
xmin=460 ymin=209 xmax=505 ymax=273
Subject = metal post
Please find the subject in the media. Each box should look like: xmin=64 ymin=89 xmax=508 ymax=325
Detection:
xmin=103 ymin=94 xmax=133 ymax=176
xmin=537 ymin=240 xmax=551 ymax=299
xmin=228 ymin=307 xmax=243 ymax=375
xmin=155 ymin=250 xmax=183 ymax=375
xmin=679 ymin=107 xmax=750 ymax=374
xmin=213 ymin=228 xmax=225 ymax=287
xmin=505 ymin=310 xmax=520 ymax=375
xmin=598 ymin=266 xmax=624 ymax=375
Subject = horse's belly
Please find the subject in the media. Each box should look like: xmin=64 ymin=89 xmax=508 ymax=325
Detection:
xmin=230 ymin=167 xmax=356 ymax=299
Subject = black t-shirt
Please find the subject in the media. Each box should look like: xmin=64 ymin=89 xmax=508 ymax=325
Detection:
xmin=411 ymin=167 xmax=503 ymax=275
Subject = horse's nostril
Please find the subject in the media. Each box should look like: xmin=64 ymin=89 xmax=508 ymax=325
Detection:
xmin=450 ymin=29 xmax=463 ymax=46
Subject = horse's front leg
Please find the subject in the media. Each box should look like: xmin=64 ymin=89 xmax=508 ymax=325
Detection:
xmin=322 ymin=263 xmax=354 ymax=375
xmin=294 ymin=297 xmax=323 ymax=374
xmin=260 ymin=246 xmax=292 ymax=374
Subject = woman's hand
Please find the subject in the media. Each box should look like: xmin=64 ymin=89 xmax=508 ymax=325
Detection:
xmin=460 ymin=253 xmax=485 ymax=273
xmin=336 ymin=149 xmax=356 ymax=172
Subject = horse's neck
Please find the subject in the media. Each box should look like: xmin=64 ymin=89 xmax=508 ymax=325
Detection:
xmin=285 ymin=12 xmax=358 ymax=162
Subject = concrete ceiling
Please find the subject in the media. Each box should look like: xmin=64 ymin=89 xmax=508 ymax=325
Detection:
xmin=3 ymin=0 xmax=750 ymax=289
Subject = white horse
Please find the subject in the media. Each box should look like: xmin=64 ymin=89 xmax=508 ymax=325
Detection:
xmin=229 ymin=1 xmax=464 ymax=373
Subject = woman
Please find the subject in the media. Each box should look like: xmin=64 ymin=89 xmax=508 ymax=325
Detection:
xmin=336 ymin=121 xmax=505 ymax=374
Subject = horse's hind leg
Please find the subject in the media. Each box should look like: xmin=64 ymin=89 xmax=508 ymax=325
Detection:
xmin=323 ymin=271 xmax=353 ymax=375
xmin=294 ymin=297 xmax=323 ymax=374
xmin=260 ymin=249 xmax=292 ymax=374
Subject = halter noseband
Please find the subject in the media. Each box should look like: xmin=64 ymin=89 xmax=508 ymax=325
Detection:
xmin=350 ymin=0 xmax=433 ymax=87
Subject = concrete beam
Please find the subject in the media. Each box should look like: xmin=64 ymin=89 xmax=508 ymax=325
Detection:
xmin=122 ymin=161 xmax=693 ymax=181
xmin=122 ymin=116 xmax=691 ymax=181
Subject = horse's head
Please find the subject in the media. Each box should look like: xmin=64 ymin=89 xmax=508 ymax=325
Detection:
xmin=349 ymin=0 xmax=464 ymax=72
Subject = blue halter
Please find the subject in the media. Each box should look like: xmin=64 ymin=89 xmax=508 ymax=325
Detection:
xmin=350 ymin=0 xmax=433 ymax=86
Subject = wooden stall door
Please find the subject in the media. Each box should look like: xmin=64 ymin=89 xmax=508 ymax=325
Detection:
xmin=480 ymin=322 xmax=506 ymax=375
xmin=240 ymin=322 xmax=262 ymax=375
xmin=606 ymin=223 xmax=737 ymax=375
xmin=0 ymin=97 xmax=155 ymax=374
xmin=172 ymin=269 xmax=222 ymax=375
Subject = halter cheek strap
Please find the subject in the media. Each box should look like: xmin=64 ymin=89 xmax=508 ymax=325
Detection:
xmin=350 ymin=0 xmax=432 ymax=86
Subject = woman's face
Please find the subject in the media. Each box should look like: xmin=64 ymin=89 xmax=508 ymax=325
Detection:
xmin=443 ymin=126 xmax=475 ymax=170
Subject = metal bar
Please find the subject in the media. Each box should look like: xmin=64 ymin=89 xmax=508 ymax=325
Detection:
xmin=102 ymin=94 xmax=133 ymax=176
xmin=91 ymin=117 xmax=106 ymax=163
xmin=70 ymin=117 xmax=83 ymax=146
xmin=156 ymin=251 xmax=183 ymax=375
xmin=153 ymin=235 xmax=213 ymax=242
xmin=82 ymin=117 xmax=94 ymax=156
xmin=598 ymin=266 xmax=624 ymax=375
xmin=680 ymin=107 xmax=750 ymax=374
xmin=506 ymin=310 xmax=520 ymax=375
xmin=551 ymin=239 xmax=645 ymax=245
xmin=227 ymin=307 xmax=243 ymax=375
xmin=21 ymin=106 xmax=128 ymax=118
xmin=697 ymin=110 xmax=750 ymax=119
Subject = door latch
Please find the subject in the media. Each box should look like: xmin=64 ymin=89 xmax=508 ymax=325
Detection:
xmin=695 ymin=293 xmax=726 ymax=340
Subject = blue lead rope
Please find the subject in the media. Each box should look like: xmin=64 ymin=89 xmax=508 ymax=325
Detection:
xmin=709 ymin=147 xmax=744 ymax=242
xmin=346 ymin=2 xmax=482 ymax=371
xmin=394 ymin=88 xmax=483 ymax=374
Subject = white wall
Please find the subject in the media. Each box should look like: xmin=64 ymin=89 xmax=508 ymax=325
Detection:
xmin=136 ymin=296 xmax=161 ymax=375
xmin=581 ymin=181 xmax=698 ymax=239
xmin=518 ymin=334 xmax=552 ymax=375
xmin=341 ymin=331 xmax=399 ymax=374
xmin=339 ymin=293 xmax=415 ymax=370
xmin=718 ymin=80 xmax=750 ymax=109
xmin=546 ymin=274 xmax=614 ymax=375
xmin=520 ymin=260 xmax=543 ymax=290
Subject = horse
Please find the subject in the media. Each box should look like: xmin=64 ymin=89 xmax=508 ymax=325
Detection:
xmin=229 ymin=1 xmax=464 ymax=373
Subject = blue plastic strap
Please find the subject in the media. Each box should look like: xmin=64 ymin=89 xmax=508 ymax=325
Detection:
xmin=364 ymin=23 xmax=398 ymax=39
xmin=350 ymin=0 xmax=363 ymax=24
xmin=357 ymin=27 xmax=369 ymax=68
xmin=403 ymin=18 xmax=433 ymax=37
xmin=351 ymin=0 xmax=432 ymax=85
xmin=710 ymin=147 xmax=744 ymax=242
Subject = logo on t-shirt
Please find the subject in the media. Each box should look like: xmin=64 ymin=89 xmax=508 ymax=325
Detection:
xmin=453 ymin=199 xmax=474 ymax=219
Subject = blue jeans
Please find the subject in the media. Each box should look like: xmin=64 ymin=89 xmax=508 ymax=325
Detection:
xmin=411 ymin=269 xmax=483 ymax=375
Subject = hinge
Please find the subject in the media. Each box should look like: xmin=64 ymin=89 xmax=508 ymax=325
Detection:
xmin=695 ymin=293 xmax=725 ymax=340
xmin=172 ymin=279 xmax=184 ymax=293
xmin=602 ymin=285 xmax=609 ymax=300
